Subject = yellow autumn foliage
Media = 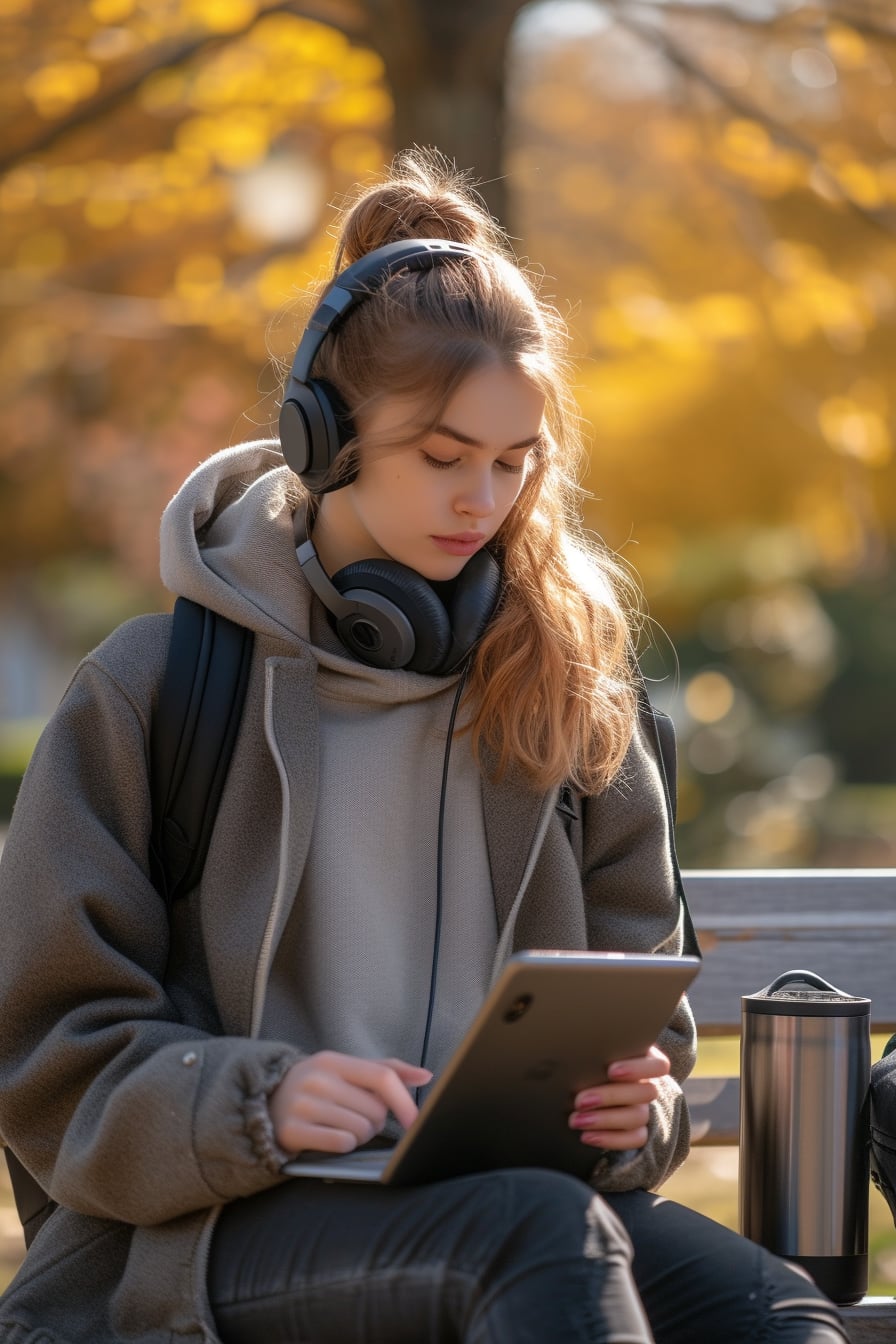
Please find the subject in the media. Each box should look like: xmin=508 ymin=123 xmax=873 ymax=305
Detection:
xmin=0 ymin=0 xmax=893 ymax=605
xmin=24 ymin=59 xmax=99 ymax=116
xmin=182 ymin=0 xmax=258 ymax=35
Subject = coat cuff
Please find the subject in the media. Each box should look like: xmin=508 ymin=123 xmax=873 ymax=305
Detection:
xmin=588 ymin=1075 xmax=691 ymax=1193
xmin=245 ymin=1058 xmax=297 ymax=1174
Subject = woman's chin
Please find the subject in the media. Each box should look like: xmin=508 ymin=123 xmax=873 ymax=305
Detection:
xmin=417 ymin=555 xmax=471 ymax=583
xmin=381 ymin=545 xmax=470 ymax=582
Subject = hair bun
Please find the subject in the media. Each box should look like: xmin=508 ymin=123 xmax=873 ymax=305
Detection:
xmin=335 ymin=147 xmax=505 ymax=268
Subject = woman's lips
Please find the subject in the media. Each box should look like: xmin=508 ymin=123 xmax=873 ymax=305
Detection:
xmin=430 ymin=533 xmax=485 ymax=556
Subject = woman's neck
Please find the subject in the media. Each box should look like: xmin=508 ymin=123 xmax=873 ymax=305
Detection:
xmin=309 ymin=490 xmax=387 ymax=573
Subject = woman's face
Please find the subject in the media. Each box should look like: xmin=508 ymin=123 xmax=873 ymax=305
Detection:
xmin=313 ymin=362 xmax=545 ymax=581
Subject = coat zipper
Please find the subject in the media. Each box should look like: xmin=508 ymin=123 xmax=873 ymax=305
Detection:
xmin=489 ymin=785 xmax=558 ymax=985
xmin=249 ymin=661 xmax=295 ymax=1038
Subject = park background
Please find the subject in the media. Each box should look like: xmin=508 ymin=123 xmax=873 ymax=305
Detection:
xmin=1 ymin=0 xmax=895 ymax=1295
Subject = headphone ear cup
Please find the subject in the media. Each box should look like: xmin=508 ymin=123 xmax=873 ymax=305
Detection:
xmin=279 ymin=381 xmax=334 ymax=483
xmin=313 ymin=379 xmax=355 ymax=447
xmin=441 ymin=549 xmax=502 ymax=672
xmin=333 ymin=559 xmax=452 ymax=673
xmin=279 ymin=379 xmax=356 ymax=491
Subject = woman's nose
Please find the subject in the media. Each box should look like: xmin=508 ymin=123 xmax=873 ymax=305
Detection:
xmin=455 ymin=470 xmax=494 ymax=518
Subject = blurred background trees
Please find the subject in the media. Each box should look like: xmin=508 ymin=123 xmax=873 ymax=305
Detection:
xmin=1 ymin=0 xmax=895 ymax=865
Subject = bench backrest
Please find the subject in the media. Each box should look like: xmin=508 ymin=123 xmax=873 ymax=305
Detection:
xmin=681 ymin=868 xmax=896 ymax=1146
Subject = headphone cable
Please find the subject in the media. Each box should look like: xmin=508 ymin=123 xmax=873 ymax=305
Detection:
xmin=418 ymin=659 xmax=470 ymax=1078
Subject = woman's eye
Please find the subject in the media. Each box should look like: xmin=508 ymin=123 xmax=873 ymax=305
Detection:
xmin=421 ymin=450 xmax=526 ymax=474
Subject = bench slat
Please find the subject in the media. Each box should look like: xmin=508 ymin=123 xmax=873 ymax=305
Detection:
xmin=830 ymin=1300 xmax=896 ymax=1341
xmin=680 ymin=869 xmax=896 ymax=1032
xmin=683 ymin=1076 xmax=740 ymax=1146
xmin=686 ymin=942 xmax=893 ymax=1032
xmin=701 ymin=912 xmax=896 ymax=930
xmin=682 ymin=869 xmax=896 ymax=912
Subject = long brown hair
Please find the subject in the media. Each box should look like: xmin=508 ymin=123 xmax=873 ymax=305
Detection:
xmin=287 ymin=149 xmax=639 ymax=795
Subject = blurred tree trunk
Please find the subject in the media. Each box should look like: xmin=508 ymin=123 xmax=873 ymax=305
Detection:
xmin=361 ymin=1 xmax=529 ymax=225
xmin=1 ymin=0 xmax=527 ymax=228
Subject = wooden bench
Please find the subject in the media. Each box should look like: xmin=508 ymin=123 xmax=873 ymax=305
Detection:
xmin=680 ymin=868 xmax=896 ymax=1343
xmin=3 ymin=865 xmax=895 ymax=1339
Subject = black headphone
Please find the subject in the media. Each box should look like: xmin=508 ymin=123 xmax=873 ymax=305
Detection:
xmin=297 ymin=536 xmax=501 ymax=675
xmin=283 ymin=238 xmax=502 ymax=675
xmin=279 ymin=237 xmax=481 ymax=494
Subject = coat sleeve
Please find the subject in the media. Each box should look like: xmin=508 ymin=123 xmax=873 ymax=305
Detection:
xmin=0 ymin=641 xmax=301 ymax=1227
xmin=579 ymin=709 xmax=698 ymax=1193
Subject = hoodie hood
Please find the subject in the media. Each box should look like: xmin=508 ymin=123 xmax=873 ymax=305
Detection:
xmin=159 ymin=440 xmax=314 ymax=645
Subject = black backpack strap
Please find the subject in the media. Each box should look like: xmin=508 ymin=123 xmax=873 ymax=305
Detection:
xmin=557 ymin=676 xmax=701 ymax=962
xmin=637 ymin=690 xmax=700 ymax=959
xmin=646 ymin=705 xmax=678 ymax=824
xmin=149 ymin=598 xmax=254 ymax=903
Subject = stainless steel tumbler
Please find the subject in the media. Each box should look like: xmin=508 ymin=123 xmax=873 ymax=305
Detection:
xmin=739 ymin=969 xmax=871 ymax=1306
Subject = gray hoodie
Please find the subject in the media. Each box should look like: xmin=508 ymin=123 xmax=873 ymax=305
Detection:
xmin=0 ymin=442 xmax=695 ymax=1344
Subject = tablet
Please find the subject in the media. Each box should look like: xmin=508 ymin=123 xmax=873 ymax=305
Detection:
xmin=281 ymin=949 xmax=699 ymax=1186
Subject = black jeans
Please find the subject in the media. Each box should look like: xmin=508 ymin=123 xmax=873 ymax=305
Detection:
xmin=208 ymin=1170 xmax=849 ymax=1344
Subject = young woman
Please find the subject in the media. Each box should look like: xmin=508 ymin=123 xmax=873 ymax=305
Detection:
xmin=0 ymin=151 xmax=847 ymax=1344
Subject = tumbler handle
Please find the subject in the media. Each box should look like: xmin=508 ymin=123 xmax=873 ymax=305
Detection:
xmin=766 ymin=968 xmax=847 ymax=996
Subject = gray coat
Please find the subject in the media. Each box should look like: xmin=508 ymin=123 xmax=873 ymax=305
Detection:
xmin=0 ymin=444 xmax=695 ymax=1344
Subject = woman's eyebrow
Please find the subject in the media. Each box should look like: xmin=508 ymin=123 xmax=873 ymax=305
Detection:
xmin=433 ymin=423 xmax=540 ymax=451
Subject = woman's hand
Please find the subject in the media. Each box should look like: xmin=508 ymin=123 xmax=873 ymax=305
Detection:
xmin=568 ymin=1044 xmax=670 ymax=1150
xmin=270 ymin=1051 xmax=432 ymax=1156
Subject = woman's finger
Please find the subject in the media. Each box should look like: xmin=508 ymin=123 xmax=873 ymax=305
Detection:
xmin=379 ymin=1057 xmax=434 ymax=1084
xmin=571 ymin=1098 xmax=652 ymax=1150
xmin=572 ymin=1079 xmax=659 ymax=1112
xmin=276 ymin=1100 xmax=383 ymax=1155
xmin=605 ymin=1045 xmax=670 ymax=1082
xmin=581 ymin=1124 xmax=650 ymax=1151
xmin=270 ymin=1052 xmax=428 ymax=1151
xmin=572 ymin=1102 xmax=651 ymax=1133
xmin=295 ymin=1066 xmax=391 ymax=1129
xmin=326 ymin=1055 xmax=425 ymax=1130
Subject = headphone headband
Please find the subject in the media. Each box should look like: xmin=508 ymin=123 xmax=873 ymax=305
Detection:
xmin=279 ymin=238 xmax=481 ymax=492
xmin=288 ymin=238 xmax=481 ymax=384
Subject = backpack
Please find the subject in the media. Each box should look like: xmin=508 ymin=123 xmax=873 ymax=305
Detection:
xmin=4 ymin=597 xmax=698 ymax=1247
xmin=870 ymin=1035 xmax=896 ymax=1227
xmin=148 ymin=599 xmax=254 ymax=903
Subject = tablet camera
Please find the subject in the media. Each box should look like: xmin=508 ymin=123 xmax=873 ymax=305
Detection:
xmin=503 ymin=994 xmax=533 ymax=1023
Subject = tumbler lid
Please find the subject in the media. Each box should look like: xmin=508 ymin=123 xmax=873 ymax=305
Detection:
xmin=742 ymin=968 xmax=871 ymax=1017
